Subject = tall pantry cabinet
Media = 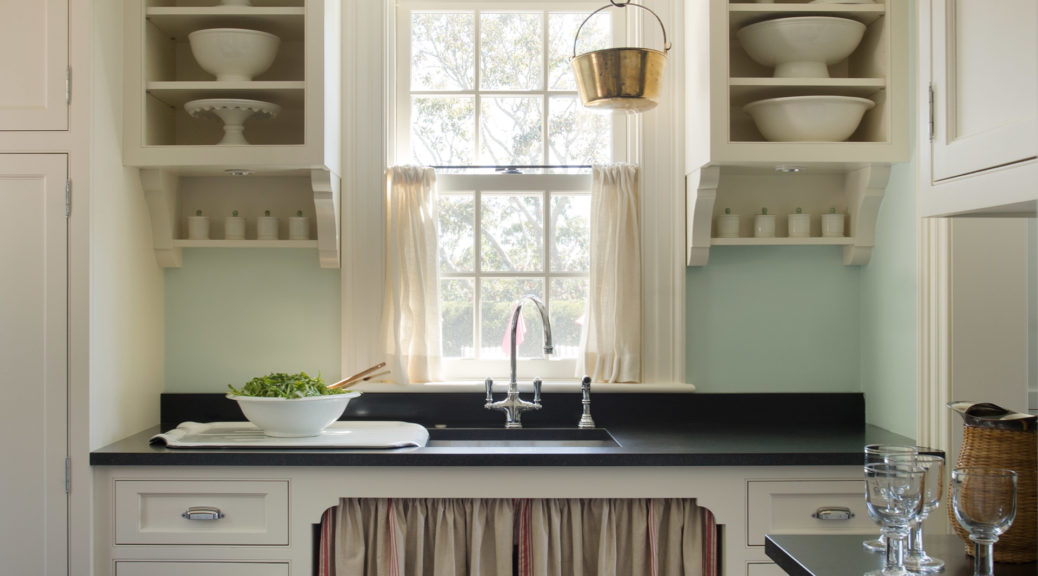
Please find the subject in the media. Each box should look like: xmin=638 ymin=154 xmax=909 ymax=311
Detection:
xmin=0 ymin=2 xmax=70 ymax=575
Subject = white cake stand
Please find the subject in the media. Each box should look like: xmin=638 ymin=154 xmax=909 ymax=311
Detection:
xmin=184 ymin=98 xmax=281 ymax=145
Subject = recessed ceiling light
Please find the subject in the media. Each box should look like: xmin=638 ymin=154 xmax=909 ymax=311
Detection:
xmin=775 ymin=165 xmax=802 ymax=174
xmin=224 ymin=169 xmax=253 ymax=177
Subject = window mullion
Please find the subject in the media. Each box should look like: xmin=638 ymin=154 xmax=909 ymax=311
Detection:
xmin=543 ymin=189 xmax=551 ymax=313
xmin=473 ymin=9 xmax=482 ymax=165
xmin=541 ymin=11 xmax=549 ymax=167
xmin=473 ymin=188 xmax=483 ymax=361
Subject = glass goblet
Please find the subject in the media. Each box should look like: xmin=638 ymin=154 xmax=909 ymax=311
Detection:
xmin=864 ymin=462 xmax=926 ymax=576
xmin=863 ymin=444 xmax=919 ymax=552
xmin=885 ymin=453 xmax=945 ymax=572
xmin=951 ymin=467 xmax=1018 ymax=576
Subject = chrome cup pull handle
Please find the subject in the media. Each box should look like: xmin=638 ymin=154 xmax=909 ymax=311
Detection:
xmin=182 ymin=506 xmax=224 ymax=521
xmin=812 ymin=506 xmax=854 ymax=521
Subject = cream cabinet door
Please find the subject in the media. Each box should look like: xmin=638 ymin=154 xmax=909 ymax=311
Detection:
xmin=0 ymin=0 xmax=68 ymax=130
xmin=930 ymin=0 xmax=1038 ymax=182
xmin=0 ymin=154 xmax=68 ymax=576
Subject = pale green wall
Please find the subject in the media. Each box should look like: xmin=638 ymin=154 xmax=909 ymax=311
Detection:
xmin=687 ymin=247 xmax=862 ymax=392
xmin=860 ymin=3 xmax=918 ymax=438
xmin=686 ymin=4 xmax=919 ymax=431
xmin=164 ymin=249 xmax=341 ymax=392
xmin=860 ymin=161 xmax=917 ymax=437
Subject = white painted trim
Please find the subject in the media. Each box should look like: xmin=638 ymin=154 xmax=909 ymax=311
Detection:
xmin=340 ymin=0 xmax=391 ymax=378
xmin=636 ymin=0 xmax=686 ymax=384
xmin=915 ymin=0 xmax=953 ymax=454
xmin=916 ymin=217 xmax=952 ymax=453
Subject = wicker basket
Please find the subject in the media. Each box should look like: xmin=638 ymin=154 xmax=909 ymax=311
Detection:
xmin=947 ymin=402 xmax=1036 ymax=563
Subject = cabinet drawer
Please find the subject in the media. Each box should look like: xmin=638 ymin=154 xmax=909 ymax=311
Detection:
xmin=116 ymin=561 xmax=288 ymax=576
xmin=114 ymin=480 xmax=289 ymax=545
xmin=747 ymin=562 xmax=787 ymax=576
xmin=747 ymin=480 xmax=873 ymax=546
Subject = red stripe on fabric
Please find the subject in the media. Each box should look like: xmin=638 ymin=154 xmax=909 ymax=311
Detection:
xmin=702 ymin=508 xmax=717 ymax=576
xmin=519 ymin=499 xmax=531 ymax=576
xmin=319 ymin=507 xmax=334 ymax=576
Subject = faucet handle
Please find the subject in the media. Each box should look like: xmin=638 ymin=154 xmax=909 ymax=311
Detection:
xmin=578 ymin=376 xmax=595 ymax=429
xmin=484 ymin=377 xmax=494 ymax=403
xmin=532 ymin=378 xmax=542 ymax=404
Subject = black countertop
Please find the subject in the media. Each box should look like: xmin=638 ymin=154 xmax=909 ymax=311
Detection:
xmin=90 ymin=392 xmax=918 ymax=467
xmin=766 ymin=534 xmax=1036 ymax=576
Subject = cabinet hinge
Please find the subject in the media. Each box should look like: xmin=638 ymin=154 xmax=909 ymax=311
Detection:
xmin=65 ymin=179 xmax=71 ymax=218
xmin=64 ymin=458 xmax=71 ymax=494
xmin=928 ymin=83 xmax=935 ymax=142
xmin=66 ymin=67 xmax=71 ymax=105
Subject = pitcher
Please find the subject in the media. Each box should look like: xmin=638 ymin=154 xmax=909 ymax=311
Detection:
xmin=948 ymin=401 xmax=1036 ymax=563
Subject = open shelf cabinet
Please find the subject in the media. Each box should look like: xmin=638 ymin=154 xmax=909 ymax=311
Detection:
xmin=124 ymin=0 xmax=341 ymax=268
xmin=684 ymin=0 xmax=908 ymax=266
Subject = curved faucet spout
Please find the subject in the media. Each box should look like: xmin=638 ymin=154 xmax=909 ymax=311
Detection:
xmin=509 ymin=295 xmax=553 ymax=386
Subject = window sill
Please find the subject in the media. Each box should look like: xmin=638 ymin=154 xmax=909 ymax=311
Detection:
xmin=347 ymin=380 xmax=697 ymax=394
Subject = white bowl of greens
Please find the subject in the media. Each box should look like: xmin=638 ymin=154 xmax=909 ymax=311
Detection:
xmin=227 ymin=372 xmax=361 ymax=437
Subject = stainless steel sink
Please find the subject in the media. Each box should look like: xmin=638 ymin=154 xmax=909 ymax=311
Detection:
xmin=426 ymin=427 xmax=620 ymax=448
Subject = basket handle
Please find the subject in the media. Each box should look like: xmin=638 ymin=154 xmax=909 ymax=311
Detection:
xmin=572 ymin=0 xmax=672 ymax=60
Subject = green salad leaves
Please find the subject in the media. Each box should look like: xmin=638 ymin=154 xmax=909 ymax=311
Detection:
xmin=228 ymin=371 xmax=347 ymax=398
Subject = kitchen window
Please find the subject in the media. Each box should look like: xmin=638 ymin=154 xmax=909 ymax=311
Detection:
xmin=395 ymin=1 xmax=627 ymax=379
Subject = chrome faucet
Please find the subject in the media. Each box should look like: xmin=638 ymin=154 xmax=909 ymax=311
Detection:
xmin=484 ymin=295 xmax=553 ymax=428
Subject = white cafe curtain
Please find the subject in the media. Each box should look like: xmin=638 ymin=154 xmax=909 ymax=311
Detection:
xmin=380 ymin=165 xmax=442 ymax=384
xmin=578 ymin=163 xmax=642 ymax=383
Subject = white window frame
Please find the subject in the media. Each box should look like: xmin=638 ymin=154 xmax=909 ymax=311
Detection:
xmin=394 ymin=0 xmax=628 ymax=166
xmin=436 ymin=172 xmax=592 ymax=379
xmin=395 ymin=0 xmax=626 ymax=380
xmin=341 ymin=0 xmax=688 ymax=387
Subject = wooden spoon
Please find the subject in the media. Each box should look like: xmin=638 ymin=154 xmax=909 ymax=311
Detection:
xmin=329 ymin=361 xmax=387 ymax=389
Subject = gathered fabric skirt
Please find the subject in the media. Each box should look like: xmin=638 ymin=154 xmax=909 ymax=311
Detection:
xmin=319 ymin=498 xmax=717 ymax=576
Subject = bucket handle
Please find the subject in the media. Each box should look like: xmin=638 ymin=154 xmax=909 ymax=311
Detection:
xmin=572 ymin=0 xmax=672 ymax=60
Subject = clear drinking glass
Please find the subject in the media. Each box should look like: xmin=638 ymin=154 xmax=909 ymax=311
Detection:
xmin=951 ymin=467 xmax=1018 ymax=576
xmin=863 ymin=444 xmax=919 ymax=552
xmin=885 ymin=453 xmax=945 ymax=572
xmin=864 ymin=462 xmax=927 ymax=576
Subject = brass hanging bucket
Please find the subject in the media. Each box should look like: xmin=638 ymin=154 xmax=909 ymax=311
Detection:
xmin=570 ymin=0 xmax=672 ymax=113
xmin=947 ymin=401 xmax=1036 ymax=563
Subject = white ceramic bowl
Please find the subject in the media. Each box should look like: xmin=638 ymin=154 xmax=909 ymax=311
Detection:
xmin=737 ymin=16 xmax=866 ymax=77
xmin=743 ymin=95 xmax=875 ymax=141
xmin=227 ymin=392 xmax=361 ymax=437
xmin=188 ymin=28 xmax=280 ymax=82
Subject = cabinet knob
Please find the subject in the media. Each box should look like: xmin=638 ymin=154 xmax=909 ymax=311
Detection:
xmin=812 ymin=506 xmax=854 ymax=521
xmin=182 ymin=506 xmax=224 ymax=521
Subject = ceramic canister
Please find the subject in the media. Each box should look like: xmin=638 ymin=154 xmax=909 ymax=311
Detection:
xmin=754 ymin=214 xmax=775 ymax=238
xmin=717 ymin=213 xmax=740 ymax=238
xmin=257 ymin=214 xmax=279 ymax=240
xmin=821 ymin=212 xmax=845 ymax=237
xmin=224 ymin=215 xmax=245 ymax=240
xmin=788 ymin=213 xmax=810 ymax=237
xmin=289 ymin=215 xmax=310 ymax=240
xmin=187 ymin=215 xmax=209 ymax=240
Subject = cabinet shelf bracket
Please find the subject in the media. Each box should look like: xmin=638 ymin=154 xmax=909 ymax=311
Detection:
xmin=310 ymin=169 xmax=341 ymax=269
xmin=842 ymin=163 xmax=890 ymax=266
xmin=686 ymin=165 xmax=721 ymax=267
xmin=140 ymin=168 xmax=182 ymax=268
